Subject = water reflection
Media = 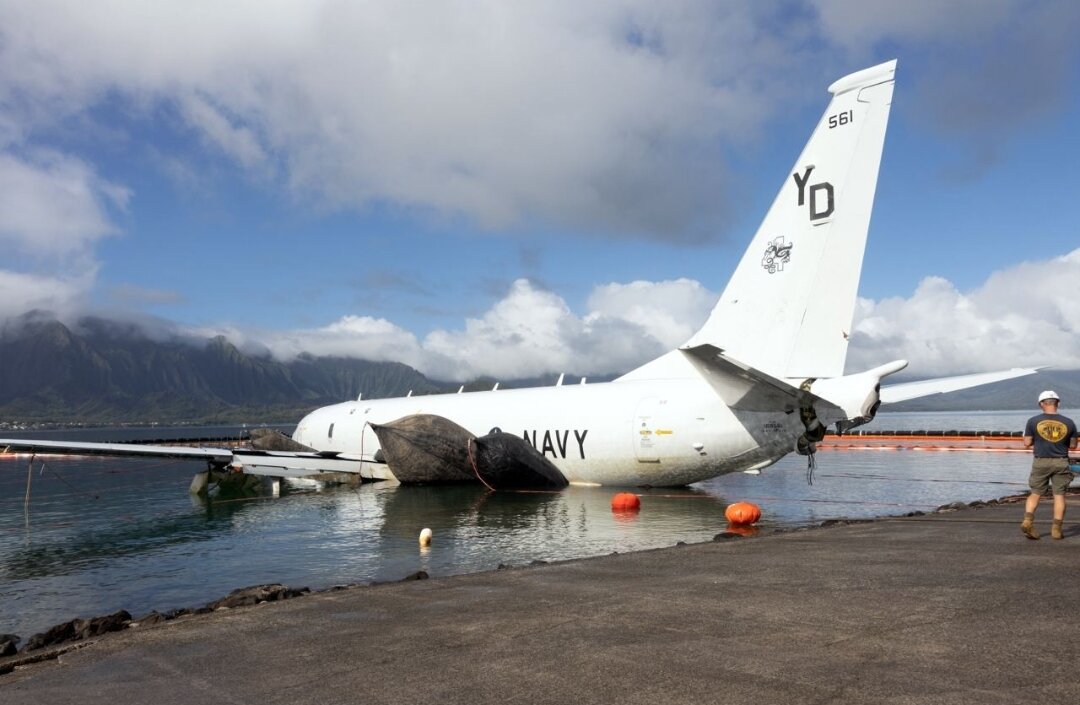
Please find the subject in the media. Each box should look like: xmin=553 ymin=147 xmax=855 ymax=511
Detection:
xmin=2 ymin=509 xmax=230 ymax=581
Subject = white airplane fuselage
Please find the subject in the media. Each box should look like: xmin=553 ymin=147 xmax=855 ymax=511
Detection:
xmin=293 ymin=376 xmax=809 ymax=486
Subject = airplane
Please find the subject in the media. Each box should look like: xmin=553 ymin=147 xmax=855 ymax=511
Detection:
xmin=0 ymin=60 xmax=1037 ymax=490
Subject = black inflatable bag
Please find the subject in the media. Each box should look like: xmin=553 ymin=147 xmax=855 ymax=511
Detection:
xmin=370 ymin=414 xmax=476 ymax=483
xmin=472 ymin=431 xmax=568 ymax=489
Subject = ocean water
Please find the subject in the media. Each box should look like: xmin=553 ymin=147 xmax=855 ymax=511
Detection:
xmin=0 ymin=410 xmax=1066 ymax=641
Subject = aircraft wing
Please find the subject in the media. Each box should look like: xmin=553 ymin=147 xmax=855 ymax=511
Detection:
xmin=0 ymin=439 xmax=383 ymax=479
xmin=879 ymin=367 xmax=1040 ymax=405
xmin=0 ymin=438 xmax=233 ymax=463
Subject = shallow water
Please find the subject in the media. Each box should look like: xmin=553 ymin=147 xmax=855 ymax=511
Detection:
xmin=1 ymin=443 xmax=1042 ymax=639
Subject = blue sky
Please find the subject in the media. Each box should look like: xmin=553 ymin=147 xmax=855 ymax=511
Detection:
xmin=1 ymin=1 xmax=1078 ymax=381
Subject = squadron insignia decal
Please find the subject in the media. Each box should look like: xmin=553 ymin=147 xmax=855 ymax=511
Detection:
xmin=761 ymin=236 xmax=793 ymax=274
xmin=1036 ymin=419 xmax=1069 ymax=443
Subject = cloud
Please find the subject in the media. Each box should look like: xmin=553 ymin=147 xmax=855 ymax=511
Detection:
xmin=178 ymin=95 xmax=268 ymax=170
xmin=848 ymin=248 xmax=1080 ymax=375
xmin=0 ymin=1 xmax=1074 ymax=251
xmin=0 ymin=149 xmax=125 ymax=328
xmin=188 ymin=278 xmax=715 ymax=381
xmin=398 ymin=254 xmax=1080 ymax=381
xmin=0 ymin=1 xmax=809 ymax=243
xmin=812 ymin=0 xmax=1080 ymax=174
xmin=0 ymin=151 xmax=128 ymax=256
xmin=0 ymin=0 xmax=1076 ymax=361
xmin=14 ymin=248 xmax=1080 ymax=385
xmin=271 ymin=251 xmax=1080 ymax=381
xmin=586 ymin=278 xmax=716 ymax=349
xmin=190 ymin=315 xmax=423 ymax=369
xmin=0 ymin=268 xmax=97 ymax=322
xmin=420 ymin=278 xmax=718 ymax=380
xmin=812 ymin=0 xmax=1016 ymax=44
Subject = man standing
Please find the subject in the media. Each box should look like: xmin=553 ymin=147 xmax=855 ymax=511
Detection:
xmin=1021 ymin=391 xmax=1078 ymax=540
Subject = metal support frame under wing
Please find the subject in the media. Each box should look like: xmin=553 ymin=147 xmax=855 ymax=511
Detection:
xmin=231 ymin=450 xmax=395 ymax=481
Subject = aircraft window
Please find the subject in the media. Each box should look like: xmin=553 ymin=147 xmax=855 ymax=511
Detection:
xmin=328 ymin=423 xmax=335 ymax=439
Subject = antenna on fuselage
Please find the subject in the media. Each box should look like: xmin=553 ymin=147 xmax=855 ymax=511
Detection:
xmin=407 ymin=390 xmax=413 ymax=397
xmin=555 ymin=373 xmax=565 ymax=387
xmin=492 ymin=383 xmax=499 ymax=391
xmin=457 ymin=385 xmax=464 ymax=394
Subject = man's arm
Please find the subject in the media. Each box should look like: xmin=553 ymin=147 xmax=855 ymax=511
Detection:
xmin=1023 ymin=435 xmax=1034 ymax=449
xmin=1023 ymin=417 xmax=1036 ymax=449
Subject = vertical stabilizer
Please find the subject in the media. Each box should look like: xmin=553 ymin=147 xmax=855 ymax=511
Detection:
xmin=684 ymin=60 xmax=896 ymax=379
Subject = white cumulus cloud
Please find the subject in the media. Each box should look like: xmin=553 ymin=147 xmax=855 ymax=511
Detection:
xmin=848 ymin=248 xmax=1080 ymax=375
xmin=586 ymin=278 xmax=716 ymax=350
xmin=0 ymin=151 xmax=128 ymax=256
xmin=189 ymin=315 xmax=423 ymax=368
xmin=191 ymin=248 xmax=1080 ymax=382
xmin=421 ymin=278 xmax=717 ymax=380
xmin=0 ymin=1 xmax=810 ymax=241
xmin=194 ymin=278 xmax=716 ymax=381
xmin=0 ymin=268 xmax=98 ymax=322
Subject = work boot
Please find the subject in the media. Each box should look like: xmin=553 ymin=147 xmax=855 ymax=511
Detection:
xmin=1021 ymin=513 xmax=1039 ymax=540
xmin=1052 ymin=520 xmax=1064 ymax=540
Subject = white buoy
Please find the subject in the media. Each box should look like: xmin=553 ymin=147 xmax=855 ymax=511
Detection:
xmin=419 ymin=528 xmax=433 ymax=547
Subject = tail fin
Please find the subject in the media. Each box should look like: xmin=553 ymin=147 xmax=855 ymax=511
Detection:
xmin=685 ymin=60 xmax=896 ymax=379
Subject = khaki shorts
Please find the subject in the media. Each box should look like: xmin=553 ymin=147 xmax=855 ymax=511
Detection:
xmin=1029 ymin=458 xmax=1073 ymax=496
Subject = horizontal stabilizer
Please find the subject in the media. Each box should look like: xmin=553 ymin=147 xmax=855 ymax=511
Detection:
xmin=680 ymin=344 xmax=842 ymax=416
xmin=880 ymin=367 xmax=1040 ymax=404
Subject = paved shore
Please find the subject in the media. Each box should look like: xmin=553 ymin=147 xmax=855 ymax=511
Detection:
xmin=4 ymin=499 xmax=1080 ymax=704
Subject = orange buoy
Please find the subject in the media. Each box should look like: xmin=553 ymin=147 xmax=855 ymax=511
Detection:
xmin=611 ymin=492 xmax=641 ymax=512
xmin=724 ymin=501 xmax=762 ymax=525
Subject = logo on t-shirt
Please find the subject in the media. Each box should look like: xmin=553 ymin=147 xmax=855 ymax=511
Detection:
xmin=1036 ymin=419 xmax=1069 ymax=443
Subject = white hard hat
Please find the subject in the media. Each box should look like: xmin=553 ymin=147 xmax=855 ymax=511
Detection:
xmin=1038 ymin=390 xmax=1060 ymax=403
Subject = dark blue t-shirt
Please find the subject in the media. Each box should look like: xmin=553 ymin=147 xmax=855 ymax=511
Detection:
xmin=1025 ymin=413 xmax=1077 ymax=458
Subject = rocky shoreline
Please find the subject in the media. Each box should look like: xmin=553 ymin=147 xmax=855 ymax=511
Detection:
xmin=1 ymin=491 xmax=1034 ymax=676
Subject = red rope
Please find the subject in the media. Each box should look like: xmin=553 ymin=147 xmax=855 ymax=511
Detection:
xmin=467 ymin=438 xmax=497 ymax=492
